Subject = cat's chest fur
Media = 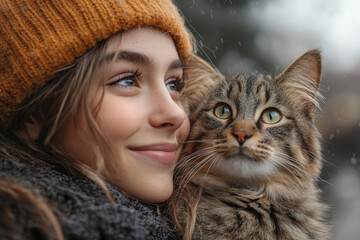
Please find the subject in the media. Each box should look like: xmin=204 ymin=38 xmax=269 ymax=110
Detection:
xmin=189 ymin=175 xmax=328 ymax=240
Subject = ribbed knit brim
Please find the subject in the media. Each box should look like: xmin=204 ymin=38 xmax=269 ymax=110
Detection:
xmin=0 ymin=0 xmax=192 ymax=127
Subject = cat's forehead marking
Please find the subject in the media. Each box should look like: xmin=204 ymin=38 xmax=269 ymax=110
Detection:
xmin=225 ymin=82 xmax=233 ymax=98
xmin=245 ymin=74 xmax=259 ymax=96
xmin=225 ymin=73 xmax=271 ymax=122
xmin=230 ymin=78 xmax=242 ymax=98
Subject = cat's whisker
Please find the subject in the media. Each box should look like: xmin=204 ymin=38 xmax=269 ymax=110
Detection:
xmin=174 ymin=147 xmax=216 ymax=169
xmin=264 ymin=156 xmax=302 ymax=188
xmin=266 ymin=157 xmax=302 ymax=186
xmin=277 ymin=160 xmax=305 ymax=179
xmin=176 ymin=147 xmax=215 ymax=167
xmin=199 ymin=154 xmax=222 ymax=187
xmin=180 ymin=152 xmax=217 ymax=187
xmin=185 ymin=153 xmax=217 ymax=181
xmin=214 ymin=154 xmax=223 ymax=169
xmin=273 ymin=151 xmax=305 ymax=172
xmin=171 ymin=149 xmax=215 ymax=176
xmin=271 ymin=159 xmax=304 ymax=186
xmin=304 ymin=149 xmax=338 ymax=168
xmin=320 ymin=158 xmax=338 ymax=168
xmin=315 ymin=177 xmax=335 ymax=188
xmin=180 ymin=156 xmax=213 ymax=188
xmin=272 ymin=152 xmax=335 ymax=187
xmin=302 ymin=151 xmax=335 ymax=187
xmin=278 ymin=157 xmax=303 ymax=174
xmin=266 ymin=158 xmax=283 ymax=177
xmin=270 ymin=159 xmax=304 ymax=189
xmin=169 ymin=148 xmax=216 ymax=178
xmin=274 ymin=151 xmax=300 ymax=164
xmin=272 ymin=152 xmax=305 ymax=176
xmin=277 ymin=154 xmax=325 ymax=183
xmin=304 ymin=149 xmax=316 ymax=158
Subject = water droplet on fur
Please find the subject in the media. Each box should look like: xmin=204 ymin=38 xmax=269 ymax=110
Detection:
xmin=329 ymin=133 xmax=335 ymax=140
xmin=200 ymin=9 xmax=205 ymax=15
xmin=220 ymin=37 xmax=224 ymax=43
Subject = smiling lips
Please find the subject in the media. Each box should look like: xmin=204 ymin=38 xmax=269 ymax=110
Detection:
xmin=129 ymin=143 xmax=177 ymax=165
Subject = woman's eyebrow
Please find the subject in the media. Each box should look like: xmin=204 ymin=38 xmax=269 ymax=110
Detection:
xmin=168 ymin=59 xmax=183 ymax=71
xmin=104 ymin=50 xmax=150 ymax=65
xmin=104 ymin=50 xmax=182 ymax=70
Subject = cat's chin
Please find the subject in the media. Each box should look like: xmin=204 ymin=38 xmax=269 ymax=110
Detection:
xmin=212 ymin=155 xmax=275 ymax=180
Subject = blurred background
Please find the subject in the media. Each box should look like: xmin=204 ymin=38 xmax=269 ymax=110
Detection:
xmin=173 ymin=0 xmax=360 ymax=239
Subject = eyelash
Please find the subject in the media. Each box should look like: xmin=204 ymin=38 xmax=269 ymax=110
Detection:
xmin=108 ymin=69 xmax=184 ymax=92
xmin=108 ymin=69 xmax=142 ymax=88
xmin=167 ymin=76 xmax=184 ymax=92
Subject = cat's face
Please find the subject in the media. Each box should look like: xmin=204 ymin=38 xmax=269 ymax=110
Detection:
xmin=179 ymin=51 xmax=323 ymax=186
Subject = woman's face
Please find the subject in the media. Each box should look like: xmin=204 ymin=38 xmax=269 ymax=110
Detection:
xmin=53 ymin=27 xmax=190 ymax=203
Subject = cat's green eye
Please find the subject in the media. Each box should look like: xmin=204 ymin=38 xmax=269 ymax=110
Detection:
xmin=213 ymin=104 xmax=232 ymax=119
xmin=261 ymin=109 xmax=281 ymax=124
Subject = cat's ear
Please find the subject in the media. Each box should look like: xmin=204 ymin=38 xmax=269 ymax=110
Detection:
xmin=181 ymin=53 xmax=222 ymax=113
xmin=275 ymin=50 xmax=322 ymax=117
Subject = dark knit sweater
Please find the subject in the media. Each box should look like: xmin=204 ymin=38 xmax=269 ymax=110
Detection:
xmin=0 ymin=158 xmax=177 ymax=240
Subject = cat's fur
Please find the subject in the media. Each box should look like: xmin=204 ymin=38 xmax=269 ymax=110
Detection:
xmin=171 ymin=50 xmax=330 ymax=240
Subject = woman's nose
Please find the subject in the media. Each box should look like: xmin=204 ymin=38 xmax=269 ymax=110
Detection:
xmin=149 ymin=90 xmax=186 ymax=131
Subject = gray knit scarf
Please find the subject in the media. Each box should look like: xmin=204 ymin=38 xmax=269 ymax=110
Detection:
xmin=0 ymin=158 xmax=177 ymax=240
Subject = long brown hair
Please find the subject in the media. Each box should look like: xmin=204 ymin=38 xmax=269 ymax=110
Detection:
xmin=168 ymin=53 xmax=221 ymax=239
xmin=0 ymin=34 xmax=117 ymax=239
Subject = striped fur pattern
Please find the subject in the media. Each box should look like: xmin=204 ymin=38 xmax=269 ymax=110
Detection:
xmin=174 ymin=50 xmax=330 ymax=239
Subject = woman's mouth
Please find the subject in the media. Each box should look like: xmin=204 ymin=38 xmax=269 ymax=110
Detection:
xmin=129 ymin=143 xmax=177 ymax=165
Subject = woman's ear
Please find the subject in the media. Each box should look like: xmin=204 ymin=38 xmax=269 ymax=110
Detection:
xmin=24 ymin=117 xmax=41 ymax=140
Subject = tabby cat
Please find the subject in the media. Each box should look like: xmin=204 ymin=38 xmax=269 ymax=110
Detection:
xmin=170 ymin=50 xmax=330 ymax=240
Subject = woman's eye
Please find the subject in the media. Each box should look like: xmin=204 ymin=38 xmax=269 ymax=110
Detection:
xmin=109 ymin=71 xmax=141 ymax=87
xmin=213 ymin=103 xmax=232 ymax=119
xmin=166 ymin=78 xmax=183 ymax=92
xmin=261 ymin=108 xmax=282 ymax=124
xmin=116 ymin=79 xmax=136 ymax=87
xmin=166 ymin=82 xmax=177 ymax=91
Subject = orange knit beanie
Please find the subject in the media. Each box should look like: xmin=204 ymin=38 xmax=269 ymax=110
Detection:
xmin=0 ymin=0 xmax=192 ymax=127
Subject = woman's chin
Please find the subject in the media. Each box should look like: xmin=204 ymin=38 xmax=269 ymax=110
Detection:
xmin=111 ymin=173 xmax=174 ymax=203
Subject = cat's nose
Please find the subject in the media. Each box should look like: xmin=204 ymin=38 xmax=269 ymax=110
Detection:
xmin=233 ymin=130 xmax=253 ymax=144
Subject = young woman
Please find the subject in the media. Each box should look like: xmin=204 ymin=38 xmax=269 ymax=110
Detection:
xmin=0 ymin=0 xmax=194 ymax=239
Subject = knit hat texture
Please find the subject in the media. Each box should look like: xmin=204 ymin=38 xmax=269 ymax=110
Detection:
xmin=0 ymin=0 xmax=192 ymax=127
